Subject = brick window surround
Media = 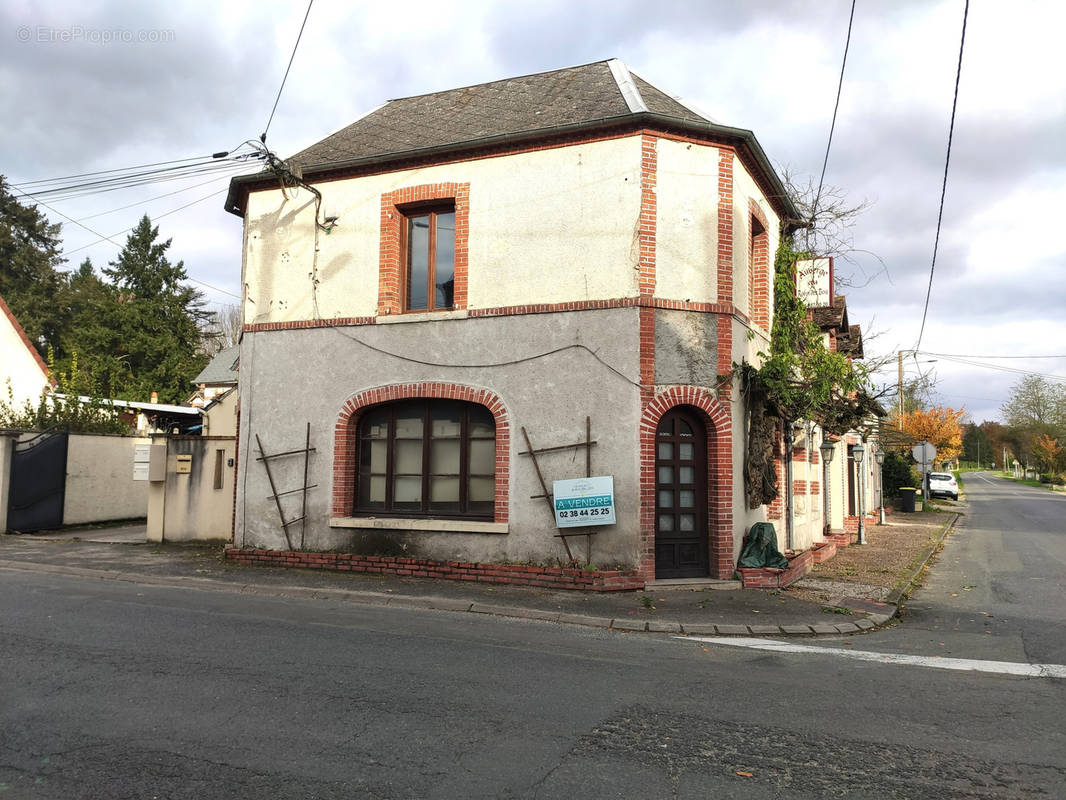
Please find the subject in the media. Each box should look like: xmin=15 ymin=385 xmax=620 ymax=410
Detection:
xmin=639 ymin=388 xmax=733 ymax=580
xmin=333 ymin=383 xmax=509 ymax=523
xmin=748 ymin=199 xmax=770 ymax=331
xmin=379 ymin=183 xmax=470 ymax=316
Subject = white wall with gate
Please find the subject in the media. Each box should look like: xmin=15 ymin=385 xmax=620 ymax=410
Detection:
xmin=1 ymin=430 xmax=151 ymax=533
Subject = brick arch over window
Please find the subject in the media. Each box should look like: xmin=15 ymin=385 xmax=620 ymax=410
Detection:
xmin=333 ymin=383 xmax=509 ymax=522
xmin=640 ymin=388 xmax=734 ymax=580
xmin=379 ymin=182 xmax=470 ymax=316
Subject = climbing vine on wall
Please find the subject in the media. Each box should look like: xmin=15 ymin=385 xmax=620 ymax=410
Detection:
xmin=738 ymin=229 xmax=877 ymax=508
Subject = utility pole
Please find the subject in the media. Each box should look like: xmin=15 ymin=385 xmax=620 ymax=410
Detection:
xmin=898 ymin=350 xmax=905 ymax=430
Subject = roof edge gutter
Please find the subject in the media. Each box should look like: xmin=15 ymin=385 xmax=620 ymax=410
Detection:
xmin=225 ymin=112 xmax=799 ymax=221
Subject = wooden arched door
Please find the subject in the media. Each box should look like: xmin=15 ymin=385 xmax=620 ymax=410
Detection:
xmin=654 ymin=408 xmax=709 ymax=579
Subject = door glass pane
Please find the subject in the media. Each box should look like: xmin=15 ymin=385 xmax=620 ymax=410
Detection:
xmin=679 ymin=490 xmax=695 ymax=508
xmin=395 ymin=439 xmax=423 ymax=473
xmin=469 ymin=407 xmax=495 ymax=437
xmin=679 ymin=442 xmax=694 ymax=461
xmin=430 ymin=403 xmax=462 ymax=437
xmin=679 ymin=419 xmax=693 ymax=436
xmin=469 ymin=477 xmax=494 ymax=502
xmin=679 ymin=514 xmax=695 ymax=531
xmin=679 ymin=466 xmax=695 ymax=484
xmin=657 ymin=442 xmax=673 ymax=460
xmin=658 ymin=490 xmax=673 ymax=508
xmin=658 ymin=514 xmax=674 ymax=531
xmin=430 ymin=439 xmax=460 ymax=474
xmin=469 ymin=439 xmax=495 ymax=474
xmin=658 ymin=466 xmax=673 ymax=484
xmin=406 ymin=215 xmax=430 ymax=311
xmin=393 ymin=476 xmax=422 ymax=506
xmin=434 ymin=212 xmax=455 ymax=309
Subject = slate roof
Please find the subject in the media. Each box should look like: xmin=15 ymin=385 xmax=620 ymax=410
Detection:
xmin=286 ymin=61 xmax=706 ymax=170
xmin=193 ymin=345 xmax=239 ymax=386
xmin=227 ymin=59 xmax=798 ymax=221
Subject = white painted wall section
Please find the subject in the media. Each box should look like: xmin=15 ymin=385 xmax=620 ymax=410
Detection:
xmin=655 ymin=139 xmax=719 ymax=304
xmin=243 ymin=136 xmax=645 ymax=325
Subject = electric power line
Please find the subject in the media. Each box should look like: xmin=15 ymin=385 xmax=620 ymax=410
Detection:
xmin=921 ymin=351 xmax=1066 ymax=360
xmin=9 ymin=152 xmax=245 ymax=188
xmin=915 ymin=0 xmax=970 ymax=351
xmin=810 ymin=0 xmax=857 ymax=228
xmin=261 ymin=0 xmax=315 ymax=144
xmin=930 ymin=354 xmax=1066 ymax=382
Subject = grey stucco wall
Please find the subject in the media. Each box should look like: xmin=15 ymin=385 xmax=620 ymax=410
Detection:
xmin=236 ymin=308 xmax=644 ymax=567
xmin=653 ymin=309 xmax=719 ymax=387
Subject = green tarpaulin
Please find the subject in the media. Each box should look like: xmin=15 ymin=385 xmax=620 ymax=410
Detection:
xmin=737 ymin=522 xmax=789 ymax=569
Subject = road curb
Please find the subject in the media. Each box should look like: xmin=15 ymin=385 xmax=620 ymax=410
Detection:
xmin=885 ymin=512 xmax=959 ymax=606
xmin=0 ymin=558 xmax=886 ymax=638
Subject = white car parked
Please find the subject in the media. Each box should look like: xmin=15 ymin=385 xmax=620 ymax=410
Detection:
xmin=927 ymin=472 xmax=959 ymax=501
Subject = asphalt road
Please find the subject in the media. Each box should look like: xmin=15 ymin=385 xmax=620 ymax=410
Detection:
xmin=1 ymin=474 xmax=1063 ymax=798
xmin=858 ymin=471 xmax=1066 ymax=665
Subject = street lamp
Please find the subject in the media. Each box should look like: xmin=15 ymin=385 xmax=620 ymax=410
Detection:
xmin=819 ymin=438 xmax=835 ymax=539
xmin=875 ymin=448 xmax=886 ymax=525
xmin=852 ymin=442 xmax=867 ymax=545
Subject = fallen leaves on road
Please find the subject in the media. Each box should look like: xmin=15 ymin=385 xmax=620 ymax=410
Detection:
xmin=736 ymin=771 xmax=754 ymax=778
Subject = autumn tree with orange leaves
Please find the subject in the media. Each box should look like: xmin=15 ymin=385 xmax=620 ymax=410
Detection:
xmin=894 ymin=407 xmax=964 ymax=466
xmin=1031 ymin=433 xmax=1064 ymax=475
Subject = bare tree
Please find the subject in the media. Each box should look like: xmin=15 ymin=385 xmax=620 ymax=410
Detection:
xmin=779 ymin=167 xmax=884 ymax=289
xmin=200 ymin=303 xmax=242 ymax=355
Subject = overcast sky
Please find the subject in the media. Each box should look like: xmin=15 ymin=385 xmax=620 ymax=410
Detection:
xmin=3 ymin=0 xmax=1064 ymax=423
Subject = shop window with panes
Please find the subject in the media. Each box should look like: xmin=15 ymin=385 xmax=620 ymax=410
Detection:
xmin=355 ymin=399 xmax=495 ymax=519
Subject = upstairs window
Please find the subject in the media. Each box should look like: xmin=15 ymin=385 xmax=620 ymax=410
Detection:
xmin=403 ymin=205 xmax=455 ymax=312
xmin=356 ymin=399 xmax=495 ymax=519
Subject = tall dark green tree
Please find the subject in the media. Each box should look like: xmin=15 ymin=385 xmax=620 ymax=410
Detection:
xmin=962 ymin=423 xmax=992 ymax=465
xmin=51 ymin=257 xmax=125 ymax=396
xmin=0 ymin=175 xmax=66 ymax=354
xmin=98 ymin=216 xmax=212 ymax=403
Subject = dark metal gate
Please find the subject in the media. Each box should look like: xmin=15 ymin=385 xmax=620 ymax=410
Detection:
xmin=6 ymin=428 xmax=68 ymax=533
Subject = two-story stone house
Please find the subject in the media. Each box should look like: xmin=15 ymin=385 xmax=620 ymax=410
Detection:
xmin=225 ymin=59 xmax=804 ymax=582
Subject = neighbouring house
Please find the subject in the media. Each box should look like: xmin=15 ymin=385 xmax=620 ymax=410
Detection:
xmin=801 ymin=268 xmax=884 ymax=549
xmin=0 ymin=294 xmax=50 ymax=407
xmin=189 ymin=345 xmax=238 ymax=409
xmin=222 ymin=59 xmax=877 ymax=584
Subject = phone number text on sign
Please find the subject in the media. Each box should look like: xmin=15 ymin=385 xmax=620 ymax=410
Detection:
xmin=552 ymin=476 xmax=616 ymax=528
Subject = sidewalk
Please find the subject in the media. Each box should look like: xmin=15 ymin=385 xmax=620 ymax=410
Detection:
xmin=0 ymin=525 xmax=902 ymax=637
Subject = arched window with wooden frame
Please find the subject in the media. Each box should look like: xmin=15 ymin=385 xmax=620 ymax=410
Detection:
xmin=355 ymin=399 xmax=495 ymax=519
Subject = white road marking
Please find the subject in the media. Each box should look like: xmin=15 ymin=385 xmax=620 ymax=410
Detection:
xmin=678 ymin=637 xmax=1066 ymax=679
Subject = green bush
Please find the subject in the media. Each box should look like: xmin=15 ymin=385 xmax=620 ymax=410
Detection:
xmin=881 ymin=450 xmax=920 ymax=498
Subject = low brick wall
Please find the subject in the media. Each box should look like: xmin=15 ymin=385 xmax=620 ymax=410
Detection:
xmin=224 ymin=548 xmax=645 ymax=592
xmin=736 ymin=549 xmax=815 ymax=589
xmin=811 ymin=541 xmax=837 ymax=563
